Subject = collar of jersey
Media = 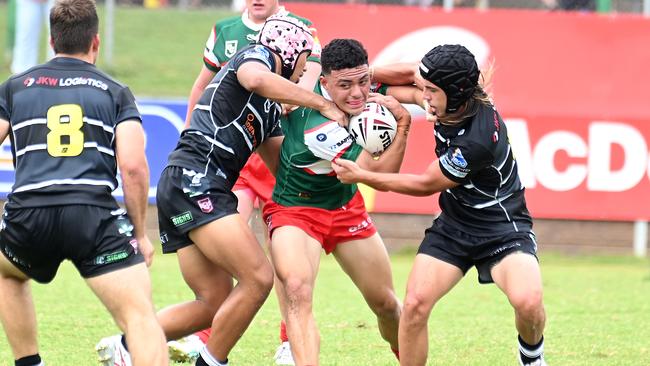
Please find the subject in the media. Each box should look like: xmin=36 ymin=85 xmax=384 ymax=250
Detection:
xmin=241 ymin=6 xmax=288 ymax=31
xmin=319 ymin=82 xmax=333 ymax=102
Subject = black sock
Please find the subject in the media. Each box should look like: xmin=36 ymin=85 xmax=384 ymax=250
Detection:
xmin=195 ymin=353 xmax=228 ymax=366
xmin=195 ymin=355 xmax=209 ymax=366
xmin=15 ymin=354 xmax=41 ymax=366
xmin=518 ymin=335 xmax=544 ymax=364
xmin=121 ymin=334 xmax=128 ymax=351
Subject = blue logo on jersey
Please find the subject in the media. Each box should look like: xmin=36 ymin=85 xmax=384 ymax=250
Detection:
xmin=317 ymin=133 xmax=327 ymax=142
xmin=451 ymin=148 xmax=467 ymax=168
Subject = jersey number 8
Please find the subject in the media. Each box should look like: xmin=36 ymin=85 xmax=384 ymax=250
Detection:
xmin=46 ymin=104 xmax=84 ymax=157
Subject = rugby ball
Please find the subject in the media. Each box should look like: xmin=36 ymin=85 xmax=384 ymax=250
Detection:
xmin=348 ymin=102 xmax=398 ymax=156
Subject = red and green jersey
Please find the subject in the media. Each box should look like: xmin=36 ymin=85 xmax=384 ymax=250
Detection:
xmin=203 ymin=7 xmax=321 ymax=72
xmin=272 ymin=83 xmax=388 ymax=210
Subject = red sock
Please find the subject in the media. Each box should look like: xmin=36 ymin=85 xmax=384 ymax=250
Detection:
xmin=391 ymin=348 xmax=400 ymax=361
xmin=280 ymin=321 xmax=289 ymax=343
xmin=195 ymin=328 xmax=211 ymax=344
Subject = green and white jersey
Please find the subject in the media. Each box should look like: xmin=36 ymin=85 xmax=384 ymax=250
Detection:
xmin=203 ymin=7 xmax=321 ymax=72
xmin=272 ymin=82 xmax=388 ymax=210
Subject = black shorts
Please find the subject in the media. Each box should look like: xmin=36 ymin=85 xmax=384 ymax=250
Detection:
xmin=418 ymin=218 xmax=538 ymax=284
xmin=0 ymin=205 xmax=144 ymax=283
xmin=156 ymin=166 xmax=239 ymax=254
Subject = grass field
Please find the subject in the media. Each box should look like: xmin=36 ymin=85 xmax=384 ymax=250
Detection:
xmin=0 ymin=5 xmax=236 ymax=97
xmin=0 ymin=249 xmax=649 ymax=365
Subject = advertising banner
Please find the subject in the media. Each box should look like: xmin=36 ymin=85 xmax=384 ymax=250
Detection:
xmin=0 ymin=6 xmax=647 ymax=221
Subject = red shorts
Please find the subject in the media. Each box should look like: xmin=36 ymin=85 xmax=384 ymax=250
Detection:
xmin=232 ymin=153 xmax=275 ymax=205
xmin=263 ymin=191 xmax=376 ymax=254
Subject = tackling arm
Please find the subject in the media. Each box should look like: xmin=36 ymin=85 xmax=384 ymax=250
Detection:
xmin=333 ymin=158 xmax=458 ymax=196
xmin=372 ymin=63 xmax=419 ymax=86
xmin=237 ymin=62 xmax=346 ymax=126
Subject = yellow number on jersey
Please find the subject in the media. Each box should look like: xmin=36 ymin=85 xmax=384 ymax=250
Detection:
xmin=46 ymin=104 xmax=84 ymax=157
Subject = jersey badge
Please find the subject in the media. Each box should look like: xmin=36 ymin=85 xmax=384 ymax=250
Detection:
xmin=197 ymin=197 xmax=214 ymax=213
xmin=225 ymin=40 xmax=238 ymax=57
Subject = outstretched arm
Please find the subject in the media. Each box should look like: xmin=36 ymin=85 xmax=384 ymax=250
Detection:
xmin=372 ymin=63 xmax=419 ymax=86
xmin=333 ymin=158 xmax=458 ymax=197
xmin=237 ymin=62 xmax=347 ymax=126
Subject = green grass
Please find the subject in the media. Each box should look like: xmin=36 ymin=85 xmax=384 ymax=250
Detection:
xmin=0 ymin=250 xmax=649 ymax=365
xmin=0 ymin=5 xmax=236 ymax=97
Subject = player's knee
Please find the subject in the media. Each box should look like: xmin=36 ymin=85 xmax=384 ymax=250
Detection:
xmin=282 ymin=276 xmax=314 ymax=305
xmin=117 ymin=300 xmax=158 ymax=330
xmin=368 ymin=290 xmax=401 ymax=318
xmin=243 ymin=264 xmax=274 ymax=299
xmin=402 ymin=292 xmax=434 ymax=322
xmin=510 ymin=289 xmax=544 ymax=319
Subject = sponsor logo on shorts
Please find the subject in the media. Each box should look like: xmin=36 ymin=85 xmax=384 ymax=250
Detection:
xmin=2 ymin=246 xmax=30 ymax=268
xmin=160 ymin=231 xmax=169 ymax=244
xmin=182 ymin=169 xmax=208 ymax=197
xmin=197 ymin=197 xmax=214 ymax=213
xmin=348 ymin=219 xmax=371 ymax=233
xmin=94 ymin=250 xmax=129 ymax=265
xmin=490 ymin=242 xmax=521 ymax=257
xmin=117 ymin=218 xmax=134 ymax=237
xmin=171 ymin=211 xmax=193 ymax=226
xmin=129 ymin=239 xmax=139 ymax=254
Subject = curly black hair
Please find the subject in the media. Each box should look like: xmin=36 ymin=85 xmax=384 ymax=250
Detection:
xmin=321 ymin=39 xmax=368 ymax=75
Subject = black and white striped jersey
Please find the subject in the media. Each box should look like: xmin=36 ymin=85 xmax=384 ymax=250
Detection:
xmin=167 ymin=45 xmax=283 ymax=186
xmin=435 ymin=103 xmax=533 ymax=236
xmin=0 ymin=57 xmax=141 ymax=209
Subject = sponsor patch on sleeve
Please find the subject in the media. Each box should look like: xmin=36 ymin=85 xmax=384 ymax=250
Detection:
xmin=240 ymin=45 xmax=273 ymax=70
xmin=440 ymin=147 xmax=470 ymax=179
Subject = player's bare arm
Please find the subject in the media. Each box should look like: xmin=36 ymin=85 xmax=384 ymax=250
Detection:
xmin=386 ymin=84 xmax=424 ymax=106
xmin=298 ymin=60 xmax=322 ymax=92
xmin=333 ymin=158 xmax=457 ymax=196
xmin=281 ymin=60 xmax=323 ymax=113
xmin=115 ymin=120 xmax=154 ymax=266
xmin=185 ymin=65 xmax=218 ymax=128
xmin=257 ymin=136 xmax=284 ymax=176
xmin=372 ymin=62 xmax=419 ymax=86
xmin=0 ymin=118 xmax=9 ymax=144
xmin=355 ymin=93 xmax=411 ymax=173
xmin=237 ymin=61 xmax=347 ymax=126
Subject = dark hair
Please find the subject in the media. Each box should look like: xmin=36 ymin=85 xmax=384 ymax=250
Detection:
xmin=321 ymin=39 xmax=368 ymax=75
xmin=50 ymin=0 xmax=99 ymax=54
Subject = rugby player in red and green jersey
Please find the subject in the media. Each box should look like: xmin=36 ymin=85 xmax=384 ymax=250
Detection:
xmin=262 ymin=38 xmax=420 ymax=365
xmin=175 ymin=1 xmax=323 ymax=364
